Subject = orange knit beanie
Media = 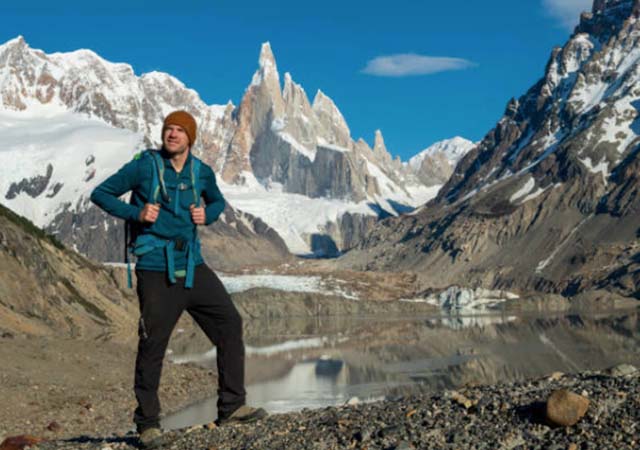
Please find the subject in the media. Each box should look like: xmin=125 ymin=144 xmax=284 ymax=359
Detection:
xmin=162 ymin=111 xmax=197 ymax=146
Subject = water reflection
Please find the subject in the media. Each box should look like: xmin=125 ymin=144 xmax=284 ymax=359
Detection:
xmin=162 ymin=309 xmax=640 ymax=430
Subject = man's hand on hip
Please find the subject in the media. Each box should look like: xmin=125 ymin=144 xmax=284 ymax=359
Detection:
xmin=139 ymin=203 xmax=160 ymax=223
xmin=190 ymin=205 xmax=206 ymax=225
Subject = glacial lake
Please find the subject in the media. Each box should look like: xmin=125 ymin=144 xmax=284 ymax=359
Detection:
xmin=162 ymin=309 xmax=640 ymax=430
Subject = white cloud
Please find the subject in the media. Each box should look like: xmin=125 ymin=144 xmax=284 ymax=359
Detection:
xmin=543 ymin=0 xmax=592 ymax=30
xmin=361 ymin=53 xmax=475 ymax=77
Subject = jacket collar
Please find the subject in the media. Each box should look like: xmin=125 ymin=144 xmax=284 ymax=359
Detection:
xmin=159 ymin=148 xmax=192 ymax=170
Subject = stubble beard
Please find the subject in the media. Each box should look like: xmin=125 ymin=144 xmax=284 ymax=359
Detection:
xmin=163 ymin=141 xmax=190 ymax=157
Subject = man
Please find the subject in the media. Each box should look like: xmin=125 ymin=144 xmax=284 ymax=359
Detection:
xmin=91 ymin=111 xmax=266 ymax=449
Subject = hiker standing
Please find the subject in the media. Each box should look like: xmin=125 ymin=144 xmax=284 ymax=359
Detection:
xmin=91 ymin=111 xmax=266 ymax=448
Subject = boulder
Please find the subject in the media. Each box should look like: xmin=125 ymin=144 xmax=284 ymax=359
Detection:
xmin=545 ymin=389 xmax=590 ymax=427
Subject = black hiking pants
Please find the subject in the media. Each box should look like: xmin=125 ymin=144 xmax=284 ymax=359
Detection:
xmin=133 ymin=264 xmax=245 ymax=432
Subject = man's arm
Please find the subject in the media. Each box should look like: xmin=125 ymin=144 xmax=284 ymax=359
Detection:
xmin=90 ymin=158 xmax=143 ymax=222
xmin=201 ymin=166 xmax=226 ymax=225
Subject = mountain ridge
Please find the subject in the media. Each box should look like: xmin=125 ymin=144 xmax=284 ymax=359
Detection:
xmin=338 ymin=0 xmax=640 ymax=299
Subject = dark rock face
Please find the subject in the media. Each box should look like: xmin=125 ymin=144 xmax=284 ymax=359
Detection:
xmin=199 ymin=205 xmax=292 ymax=271
xmin=5 ymin=164 xmax=53 ymax=199
xmin=337 ymin=212 xmax=380 ymax=251
xmin=251 ymin=132 xmax=371 ymax=201
xmin=47 ymin=201 xmax=126 ymax=263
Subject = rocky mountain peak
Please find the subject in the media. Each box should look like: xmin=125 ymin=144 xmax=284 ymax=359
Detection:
xmin=373 ymin=129 xmax=391 ymax=163
xmin=311 ymin=89 xmax=345 ymax=121
xmin=0 ymin=35 xmax=26 ymax=53
xmin=251 ymin=41 xmax=280 ymax=89
xmin=311 ymin=89 xmax=352 ymax=148
xmin=223 ymin=42 xmax=287 ymax=183
xmin=577 ymin=0 xmax=639 ymax=38
xmin=405 ymin=137 xmax=475 ymax=186
xmin=259 ymin=41 xmax=276 ymax=66
xmin=282 ymin=72 xmax=309 ymax=105
xmin=592 ymin=0 xmax=634 ymax=14
xmin=0 ymin=35 xmax=35 ymax=63
xmin=283 ymin=71 xmax=293 ymax=94
xmin=0 ymin=35 xmax=31 ymax=62
xmin=281 ymin=71 xmax=318 ymax=151
xmin=409 ymin=137 xmax=475 ymax=167
xmin=373 ymin=129 xmax=386 ymax=150
xmin=311 ymin=89 xmax=337 ymax=113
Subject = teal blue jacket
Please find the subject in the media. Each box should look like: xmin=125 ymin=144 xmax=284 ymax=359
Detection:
xmin=90 ymin=150 xmax=225 ymax=272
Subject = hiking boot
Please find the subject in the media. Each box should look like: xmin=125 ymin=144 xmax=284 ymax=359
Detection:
xmin=216 ymin=405 xmax=268 ymax=426
xmin=138 ymin=427 xmax=165 ymax=449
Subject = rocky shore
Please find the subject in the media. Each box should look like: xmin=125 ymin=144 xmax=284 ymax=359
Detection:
xmin=7 ymin=365 xmax=637 ymax=450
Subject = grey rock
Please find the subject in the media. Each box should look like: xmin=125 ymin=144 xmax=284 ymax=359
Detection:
xmin=5 ymin=164 xmax=53 ymax=199
xmin=607 ymin=363 xmax=637 ymax=377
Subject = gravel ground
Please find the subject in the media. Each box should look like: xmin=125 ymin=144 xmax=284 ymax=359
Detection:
xmin=25 ymin=367 xmax=639 ymax=450
xmin=0 ymin=335 xmax=216 ymax=442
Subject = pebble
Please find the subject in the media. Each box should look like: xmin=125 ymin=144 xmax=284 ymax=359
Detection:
xmin=548 ymin=372 xmax=564 ymax=381
xmin=46 ymin=422 xmax=62 ymax=432
xmin=346 ymin=396 xmax=360 ymax=405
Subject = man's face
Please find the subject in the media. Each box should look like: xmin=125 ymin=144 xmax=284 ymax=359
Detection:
xmin=162 ymin=124 xmax=190 ymax=155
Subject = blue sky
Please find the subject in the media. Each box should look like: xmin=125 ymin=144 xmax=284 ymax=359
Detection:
xmin=1 ymin=0 xmax=592 ymax=160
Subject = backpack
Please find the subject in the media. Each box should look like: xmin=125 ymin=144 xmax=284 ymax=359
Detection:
xmin=125 ymin=150 xmax=202 ymax=289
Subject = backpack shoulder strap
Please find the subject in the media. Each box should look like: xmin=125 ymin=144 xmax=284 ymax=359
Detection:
xmin=190 ymin=156 xmax=202 ymax=207
xmin=125 ymin=149 xmax=157 ymax=288
xmin=145 ymin=150 xmax=169 ymax=203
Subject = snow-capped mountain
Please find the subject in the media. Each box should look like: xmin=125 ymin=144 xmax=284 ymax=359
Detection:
xmin=340 ymin=0 xmax=640 ymax=299
xmin=405 ymin=137 xmax=475 ymax=186
xmin=0 ymin=36 xmax=446 ymax=259
xmin=0 ymin=36 xmax=232 ymax=158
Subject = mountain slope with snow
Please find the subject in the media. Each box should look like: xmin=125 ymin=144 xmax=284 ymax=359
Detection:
xmin=339 ymin=0 xmax=640 ymax=300
xmin=0 ymin=106 xmax=141 ymax=230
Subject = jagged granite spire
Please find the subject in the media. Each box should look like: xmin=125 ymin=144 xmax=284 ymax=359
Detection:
xmin=250 ymin=42 xmax=280 ymax=90
xmin=373 ymin=130 xmax=391 ymax=163
xmin=312 ymin=89 xmax=352 ymax=148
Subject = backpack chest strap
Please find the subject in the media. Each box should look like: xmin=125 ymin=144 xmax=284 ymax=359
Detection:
xmin=132 ymin=234 xmax=198 ymax=288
